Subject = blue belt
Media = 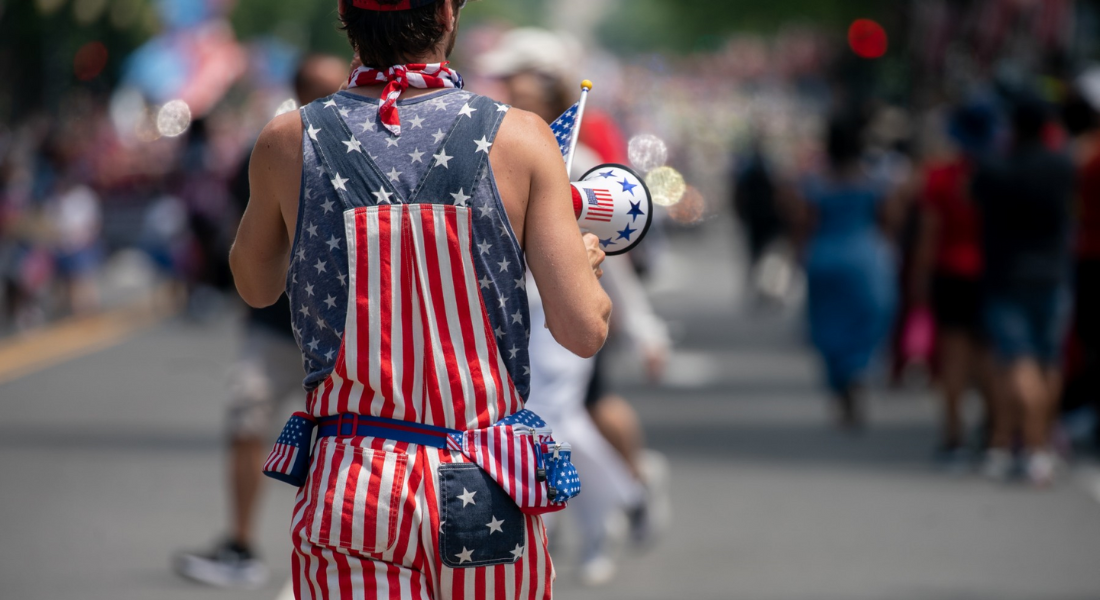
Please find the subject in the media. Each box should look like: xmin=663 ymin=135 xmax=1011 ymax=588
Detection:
xmin=316 ymin=413 xmax=461 ymax=449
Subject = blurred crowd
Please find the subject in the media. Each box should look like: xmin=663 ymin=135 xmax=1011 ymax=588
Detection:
xmin=727 ymin=0 xmax=1100 ymax=488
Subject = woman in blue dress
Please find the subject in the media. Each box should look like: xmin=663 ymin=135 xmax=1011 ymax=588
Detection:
xmin=793 ymin=116 xmax=901 ymax=428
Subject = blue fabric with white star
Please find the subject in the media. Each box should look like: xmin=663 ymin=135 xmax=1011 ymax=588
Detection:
xmin=288 ymin=90 xmax=532 ymax=398
xmin=439 ymin=463 xmax=526 ymax=568
xmin=549 ymin=101 xmax=579 ymax=162
xmin=541 ymin=444 xmax=580 ymax=503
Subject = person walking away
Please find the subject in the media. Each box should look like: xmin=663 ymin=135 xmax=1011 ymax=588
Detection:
xmin=972 ymin=97 xmax=1075 ymax=485
xmin=175 ymin=54 xmax=348 ymax=589
xmin=791 ymin=115 xmax=901 ymax=429
xmin=482 ymin=30 xmax=671 ymax=583
xmin=229 ymin=1 xmax=611 ymax=597
xmin=911 ymin=101 xmax=1000 ymax=469
xmin=733 ymin=137 xmax=783 ymax=273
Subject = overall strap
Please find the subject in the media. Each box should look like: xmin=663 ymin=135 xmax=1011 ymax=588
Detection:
xmin=300 ymin=97 xmax=401 ymax=210
xmin=409 ymin=95 xmax=509 ymax=206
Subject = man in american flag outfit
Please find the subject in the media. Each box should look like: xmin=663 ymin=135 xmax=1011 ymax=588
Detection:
xmin=229 ymin=0 xmax=611 ymax=598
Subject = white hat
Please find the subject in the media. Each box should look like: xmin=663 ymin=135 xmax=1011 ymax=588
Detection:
xmin=478 ymin=27 xmax=581 ymax=83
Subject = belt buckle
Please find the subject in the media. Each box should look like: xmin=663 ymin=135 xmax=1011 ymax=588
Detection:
xmin=337 ymin=413 xmax=359 ymax=437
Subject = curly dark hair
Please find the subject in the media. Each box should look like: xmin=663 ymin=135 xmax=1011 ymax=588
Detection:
xmin=340 ymin=0 xmax=463 ymax=69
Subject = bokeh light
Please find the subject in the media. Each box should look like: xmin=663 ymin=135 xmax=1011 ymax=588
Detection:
xmin=645 ymin=166 xmax=686 ymax=207
xmin=73 ymin=0 xmax=109 ymax=24
xmin=109 ymin=0 xmax=143 ymax=29
xmin=156 ymin=100 xmax=192 ymax=138
xmin=74 ymin=41 xmax=109 ymax=82
xmin=34 ymin=0 xmax=66 ymax=15
xmin=274 ymin=98 xmax=299 ymax=117
xmin=667 ymin=185 xmax=705 ymax=224
xmin=848 ymin=18 xmax=888 ymax=59
xmin=628 ymin=133 xmax=668 ymax=173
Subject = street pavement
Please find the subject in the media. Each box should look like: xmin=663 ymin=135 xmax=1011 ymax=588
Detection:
xmin=2 ymin=216 xmax=1100 ymax=600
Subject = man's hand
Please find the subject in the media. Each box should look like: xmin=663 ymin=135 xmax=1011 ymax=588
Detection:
xmin=583 ymin=233 xmax=606 ymax=279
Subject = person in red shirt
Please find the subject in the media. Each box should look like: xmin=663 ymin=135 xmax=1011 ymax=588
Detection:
xmin=1068 ymin=76 xmax=1100 ymax=448
xmin=912 ymin=101 xmax=999 ymax=469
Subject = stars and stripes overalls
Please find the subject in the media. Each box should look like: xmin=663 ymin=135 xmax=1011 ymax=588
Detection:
xmin=285 ymin=89 xmax=552 ymax=600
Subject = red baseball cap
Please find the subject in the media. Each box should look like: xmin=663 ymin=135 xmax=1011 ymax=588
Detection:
xmin=350 ymin=0 xmax=438 ymax=9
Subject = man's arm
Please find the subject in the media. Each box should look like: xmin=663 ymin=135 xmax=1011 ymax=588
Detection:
xmin=496 ymin=110 xmax=611 ymax=357
xmin=229 ymin=110 xmax=303 ymax=308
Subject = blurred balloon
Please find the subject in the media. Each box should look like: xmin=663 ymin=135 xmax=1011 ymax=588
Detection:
xmin=668 ymin=185 xmax=705 ymax=224
xmin=645 ymin=166 xmax=686 ymax=206
xmin=74 ymin=41 xmax=109 ymax=81
xmin=628 ymin=133 xmax=668 ymax=173
xmin=156 ymin=100 xmax=192 ymax=137
xmin=74 ymin=0 xmax=109 ymax=24
xmin=848 ymin=19 xmax=888 ymax=59
xmin=110 ymin=87 xmax=147 ymax=142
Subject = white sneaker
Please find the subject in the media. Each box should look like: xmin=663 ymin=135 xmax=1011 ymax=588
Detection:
xmin=1025 ymin=450 xmax=1058 ymax=487
xmin=577 ymin=554 xmax=617 ymax=587
xmin=629 ymin=450 xmax=672 ymax=549
xmin=174 ymin=540 xmax=269 ymax=589
xmin=982 ymin=448 xmax=1014 ymax=481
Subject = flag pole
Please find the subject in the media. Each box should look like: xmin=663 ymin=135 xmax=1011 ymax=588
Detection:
xmin=564 ymin=79 xmax=593 ymax=175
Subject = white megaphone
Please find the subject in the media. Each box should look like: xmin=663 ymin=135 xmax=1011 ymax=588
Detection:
xmin=570 ymin=163 xmax=653 ymax=256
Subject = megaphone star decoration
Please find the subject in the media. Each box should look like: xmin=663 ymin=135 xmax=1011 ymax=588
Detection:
xmin=571 ymin=163 xmax=653 ymax=256
xmin=551 ymin=80 xmax=655 ymax=256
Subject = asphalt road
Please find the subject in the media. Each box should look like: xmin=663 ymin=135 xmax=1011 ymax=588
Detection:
xmin=2 ymin=217 xmax=1100 ymax=600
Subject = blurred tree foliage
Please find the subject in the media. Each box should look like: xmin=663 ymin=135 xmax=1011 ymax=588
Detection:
xmin=230 ymin=0 xmax=547 ymax=59
xmin=596 ymin=0 xmax=890 ymax=53
xmin=0 ymin=0 xmax=897 ymax=121
xmin=0 ymin=0 xmax=157 ymax=121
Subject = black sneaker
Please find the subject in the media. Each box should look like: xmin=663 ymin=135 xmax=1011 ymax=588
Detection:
xmin=174 ymin=539 xmax=269 ymax=589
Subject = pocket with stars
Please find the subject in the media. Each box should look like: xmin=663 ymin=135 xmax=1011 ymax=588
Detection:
xmin=438 ymin=462 xmax=526 ymax=569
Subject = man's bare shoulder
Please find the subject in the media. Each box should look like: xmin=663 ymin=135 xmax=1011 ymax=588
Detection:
xmin=494 ymin=107 xmax=559 ymax=166
xmin=252 ymin=109 xmax=303 ymax=168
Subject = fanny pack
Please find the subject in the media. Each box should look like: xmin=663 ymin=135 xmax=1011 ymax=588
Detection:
xmin=262 ymin=409 xmax=580 ymax=514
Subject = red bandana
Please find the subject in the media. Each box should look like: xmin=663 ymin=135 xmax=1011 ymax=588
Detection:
xmin=346 ymin=63 xmax=463 ymax=136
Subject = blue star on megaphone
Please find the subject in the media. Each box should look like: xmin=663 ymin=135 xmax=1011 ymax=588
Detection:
xmin=570 ymin=164 xmax=653 ymax=256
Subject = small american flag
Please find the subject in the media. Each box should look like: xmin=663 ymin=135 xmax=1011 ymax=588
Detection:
xmin=263 ymin=412 xmax=315 ymax=487
xmin=583 ymin=188 xmax=615 ymax=222
xmin=549 ymin=102 xmax=580 ymax=162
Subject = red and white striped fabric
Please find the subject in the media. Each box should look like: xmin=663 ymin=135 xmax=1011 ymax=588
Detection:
xmin=446 ymin=425 xmax=564 ymax=515
xmin=307 ymin=203 xmax=523 ymax=431
xmin=291 ymin=439 xmax=554 ymax=600
xmin=264 ymin=443 xmax=300 ymax=474
xmin=346 ymin=63 xmax=462 ymax=136
xmin=301 ymin=438 xmax=408 ymax=554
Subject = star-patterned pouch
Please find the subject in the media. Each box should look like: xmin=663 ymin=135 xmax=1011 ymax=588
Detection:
xmin=537 ymin=442 xmax=581 ymax=504
xmin=438 ymin=462 xmax=526 ymax=568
